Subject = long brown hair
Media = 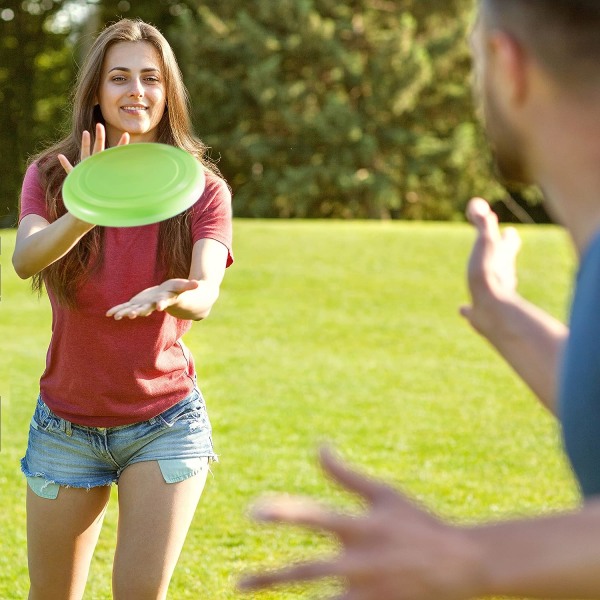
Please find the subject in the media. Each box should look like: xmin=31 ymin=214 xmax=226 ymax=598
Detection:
xmin=30 ymin=18 xmax=222 ymax=307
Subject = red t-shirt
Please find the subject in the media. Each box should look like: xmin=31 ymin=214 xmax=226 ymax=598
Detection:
xmin=20 ymin=161 xmax=233 ymax=427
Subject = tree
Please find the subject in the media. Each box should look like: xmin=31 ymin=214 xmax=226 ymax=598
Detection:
xmin=1 ymin=0 xmax=540 ymax=224
xmin=0 ymin=0 xmax=74 ymax=226
xmin=182 ymin=0 xmax=507 ymax=219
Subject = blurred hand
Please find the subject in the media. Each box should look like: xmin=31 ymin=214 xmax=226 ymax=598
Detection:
xmin=239 ymin=447 xmax=483 ymax=600
xmin=106 ymin=278 xmax=199 ymax=320
xmin=460 ymin=197 xmax=522 ymax=335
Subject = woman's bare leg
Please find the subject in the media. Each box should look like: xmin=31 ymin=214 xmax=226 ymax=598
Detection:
xmin=112 ymin=460 xmax=208 ymax=600
xmin=27 ymin=484 xmax=111 ymax=600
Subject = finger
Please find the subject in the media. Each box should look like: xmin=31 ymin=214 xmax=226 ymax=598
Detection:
xmin=465 ymin=197 xmax=500 ymax=242
xmin=117 ymin=132 xmax=130 ymax=146
xmin=80 ymin=130 xmax=91 ymax=161
xmin=465 ymin=197 xmax=491 ymax=226
xmin=122 ymin=305 xmax=154 ymax=320
xmin=251 ymin=495 xmax=351 ymax=533
xmin=238 ymin=559 xmax=341 ymax=591
xmin=93 ymin=123 xmax=106 ymax=155
xmin=57 ymin=154 xmax=74 ymax=174
xmin=501 ymin=226 xmax=522 ymax=257
xmin=106 ymin=304 xmax=143 ymax=319
xmin=458 ymin=304 xmax=473 ymax=321
xmin=319 ymin=446 xmax=400 ymax=505
xmin=156 ymin=298 xmax=175 ymax=311
xmin=106 ymin=303 xmax=129 ymax=317
xmin=168 ymin=278 xmax=200 ymax=293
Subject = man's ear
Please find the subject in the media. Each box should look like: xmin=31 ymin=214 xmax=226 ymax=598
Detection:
xmin=487 ymin=30 xmax=529 ymax=105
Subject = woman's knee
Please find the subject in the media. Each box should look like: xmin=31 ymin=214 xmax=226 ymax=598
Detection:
xmin=112 ymin=569 xmax=170 ymax=600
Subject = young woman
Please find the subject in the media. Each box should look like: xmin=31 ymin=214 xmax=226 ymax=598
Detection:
xmin=13 ymin=18 xmax=233 ymax=600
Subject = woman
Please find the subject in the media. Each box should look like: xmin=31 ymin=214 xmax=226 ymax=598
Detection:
xmin=13 ymin=18 xmax=233 ymax=600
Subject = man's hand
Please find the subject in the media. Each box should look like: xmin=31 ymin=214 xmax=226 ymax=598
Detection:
xmin=460 ymin=197 xmax=522 ymax=335
xmin=239 ymin=447 xmax=485 ymax=599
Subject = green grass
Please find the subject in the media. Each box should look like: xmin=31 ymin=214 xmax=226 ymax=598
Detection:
xmin=0 ymin=220 xmax=579 ymax=599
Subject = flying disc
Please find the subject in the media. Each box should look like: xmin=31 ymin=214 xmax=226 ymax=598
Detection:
xmin=62 ymin=143 xmax=205 ymax=227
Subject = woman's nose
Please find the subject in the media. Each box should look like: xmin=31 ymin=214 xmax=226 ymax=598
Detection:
xmin=128 ymin=78 xmax=144 ymax=97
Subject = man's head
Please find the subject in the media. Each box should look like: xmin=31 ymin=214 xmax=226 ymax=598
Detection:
xmin=481 ymin=0 xmax=600 ymax=86
xmin=472 ymin=0 xmax=600 ymax=185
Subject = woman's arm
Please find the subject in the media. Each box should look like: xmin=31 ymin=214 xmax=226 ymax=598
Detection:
xmin=12 ymin=125 xmax=128 ymax=279
xmin=166 ymin=237 xmax=229 ymax=320
xmin=12 ymin=213 xmax=95 ymax=279
xmin=105 ymin=238 xmax=229 ymax=321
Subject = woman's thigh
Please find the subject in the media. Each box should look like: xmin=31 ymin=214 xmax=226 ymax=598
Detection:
xmin=112 ymin=459 xmax=209 ymax=600
xmin=27 ymin=484 xmax=111 ymax=600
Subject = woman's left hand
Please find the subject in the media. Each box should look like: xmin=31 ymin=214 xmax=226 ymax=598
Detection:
xmin=58 ymin=123 xmax=130 ymax=174
xmin=106 ymin=278 xmax=199 ymax=320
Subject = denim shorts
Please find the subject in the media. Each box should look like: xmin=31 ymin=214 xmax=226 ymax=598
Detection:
xmin=21 ymin=387 xmax=216 ymax=499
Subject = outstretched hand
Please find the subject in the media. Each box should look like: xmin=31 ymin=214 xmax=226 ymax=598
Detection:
xmin=460 ymin=198 xmax=522 ymax=335
xmin=57 ymin=123 xmax=130 ymax=174
xmin=239 ymin=447 xmax=484 ymax=599
xmin=106 ymin=278 xmax=200 ymax=320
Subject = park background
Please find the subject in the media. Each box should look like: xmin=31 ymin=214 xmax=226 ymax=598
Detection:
xmin=0 ymin=1 xmax=580 ymax=599
xmin=0 ymin=0 xmax=551 ymax=225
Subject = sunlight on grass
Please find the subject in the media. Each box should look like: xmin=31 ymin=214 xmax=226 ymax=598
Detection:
xmin=0 ymin=221 xmax=578 ymax=599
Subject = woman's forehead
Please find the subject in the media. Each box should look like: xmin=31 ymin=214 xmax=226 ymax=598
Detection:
xmin=103 ymin=41 xmax=162 ymax=71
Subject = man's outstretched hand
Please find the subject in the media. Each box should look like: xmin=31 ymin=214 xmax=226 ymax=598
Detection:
xmin=239 ymin=447 xmax=485 ymax=599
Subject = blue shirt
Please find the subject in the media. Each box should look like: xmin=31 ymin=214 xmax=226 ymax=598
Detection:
xmin=560 ymin=232 xmax=600 ymax=498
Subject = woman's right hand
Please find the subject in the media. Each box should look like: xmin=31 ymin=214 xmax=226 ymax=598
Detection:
xmin=57 ymin=123 xmax=130 ymax=174
xmin=14 ymin=126 xmax=131 ymax=279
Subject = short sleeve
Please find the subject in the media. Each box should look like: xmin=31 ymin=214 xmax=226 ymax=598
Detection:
xmin=190 ymin=171 xmax=233 ymax=267
xmin=19 ymin=162 xmax=50 ymax=222
xmin=560 ymin=233 xmax=600 ymax=497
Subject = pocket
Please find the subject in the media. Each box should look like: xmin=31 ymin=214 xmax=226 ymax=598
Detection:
xmin=157 ymin=390 xmax=206 ymax=428
xmin=31 ymin=398 xmax=63 ymax=433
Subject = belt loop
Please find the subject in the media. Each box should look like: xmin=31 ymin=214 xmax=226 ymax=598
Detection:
xmin=64 ymin=419 xmax=72 ymax=437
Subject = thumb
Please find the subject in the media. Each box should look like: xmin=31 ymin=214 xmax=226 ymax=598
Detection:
xmin=170 ymin=278 xmax=200 ymax=293
xmin=459 ymin=305 xmax=472 ymax=320
xmin=466 ymin=197 xmax=500 ymax=242
xmin=156 ymin=279 xmax=199 ymax=310
xmin=117 ymin=132 xmax=130 ymax=146
xmin=58 ymin=154 xmax=74 ymax=174
xmin=466 ymin=197 xmax=491 ymax=225
xmin=502 ymin=226 xmax=522 ymax=257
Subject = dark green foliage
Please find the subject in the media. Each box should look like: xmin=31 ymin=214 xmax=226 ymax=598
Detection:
xmin=0 ymin=0 xmax=74 ymax=226
xmin=184 ymin=0 xmax=507 ymax=218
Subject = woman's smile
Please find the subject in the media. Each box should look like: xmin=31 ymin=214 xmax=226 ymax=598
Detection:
xmin=97 ymin=41 xmax=166 ymax=146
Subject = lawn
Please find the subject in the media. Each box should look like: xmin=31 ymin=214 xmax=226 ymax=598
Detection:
xmin=0 ymin=219 xmax=579 ymax=599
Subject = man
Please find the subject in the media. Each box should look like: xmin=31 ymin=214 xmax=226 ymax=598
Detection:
xmin=240 ymin=0 xmax=600 ymax=598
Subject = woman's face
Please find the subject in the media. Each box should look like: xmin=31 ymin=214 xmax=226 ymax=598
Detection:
xmin=97 ymin=41 xmax=167 ymax=146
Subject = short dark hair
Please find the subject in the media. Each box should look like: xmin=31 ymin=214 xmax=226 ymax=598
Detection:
xmin=481 ymin=0 xmax=600 ymax=87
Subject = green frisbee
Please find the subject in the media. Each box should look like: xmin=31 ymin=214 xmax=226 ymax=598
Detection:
xmin=62 ymin=143 xmax=205 ymax=227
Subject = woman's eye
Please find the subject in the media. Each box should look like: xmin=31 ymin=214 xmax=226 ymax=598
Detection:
xmin=112 ymin=76 xmax=126 ymax=82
